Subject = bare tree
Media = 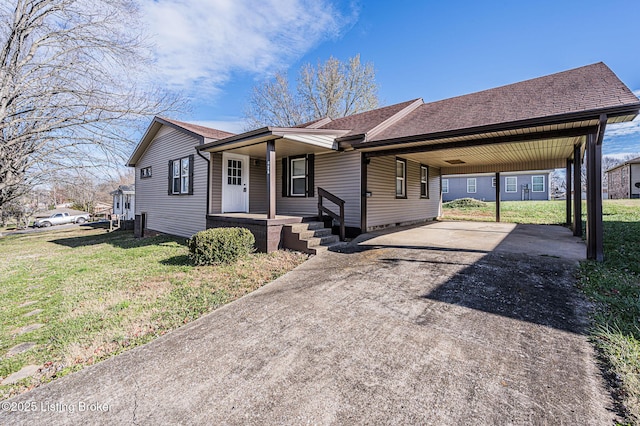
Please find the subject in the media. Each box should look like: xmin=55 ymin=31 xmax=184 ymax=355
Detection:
xmin=244 ymin=54 xmax=378 ymax=128
xmin=0 ymin=0 xmax=182 ymax=208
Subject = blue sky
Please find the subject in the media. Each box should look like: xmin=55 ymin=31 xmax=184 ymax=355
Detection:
xmin=142 ymin=0 xmax=640 ymax=157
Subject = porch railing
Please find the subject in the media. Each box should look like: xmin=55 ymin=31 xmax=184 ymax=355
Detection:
xmin=317 ymin=187 xmax=346 ymax=241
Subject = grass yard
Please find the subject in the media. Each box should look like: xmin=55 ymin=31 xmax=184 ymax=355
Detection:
xmin=442 ymin=198 xmax=568 ymax=224
xmin=0 ymin=226 xmax=307 ymax=400
xmin=444 ymin=198 xmax=640 ymax=424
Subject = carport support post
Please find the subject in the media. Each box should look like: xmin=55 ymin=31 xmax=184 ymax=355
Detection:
xmin=495 ymin=172 xmax=501 ymax=222
xmin=573 ymin=144 xmax=582 ymax=237
xmin=266 ymin=139 xmax=276 ymax=219
xmin=586 ymin=115 xmax=606 ymax=261
xmin=566 ymin=159 xmax=572 ymax=225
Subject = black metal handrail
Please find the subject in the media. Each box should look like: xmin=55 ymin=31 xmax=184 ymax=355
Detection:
xmin=317 ymin=187 xmax=345 ymax=241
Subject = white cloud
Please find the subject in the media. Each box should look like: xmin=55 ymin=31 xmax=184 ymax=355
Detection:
xmin=141 ymin=0 xmax=355 ymax=99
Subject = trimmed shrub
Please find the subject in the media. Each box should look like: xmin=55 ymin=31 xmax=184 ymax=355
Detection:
xmin=187 ymin=227 xmax=255 ymax=265
xmin=443 ymin=198 xmax=488 ymax=208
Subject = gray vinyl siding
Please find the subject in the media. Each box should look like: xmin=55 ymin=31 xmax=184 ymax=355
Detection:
xmin=249 ymin=159 xmax=267 ymax=212
xmin=210 ymin=153 xmax=222 ymax=213
xmin=442 ymin=173 xmax=550 ymax=202
xmin=276 ymin=151 xmax=361 ymax=228
xmin=134 ymin=128 xmax=207 ymax=238
xmin=366 ymin=157 xmax=440 ymax=229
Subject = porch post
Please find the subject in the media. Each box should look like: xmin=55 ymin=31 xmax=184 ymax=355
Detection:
xmin=495 ymin=172 xmax=501 ymax=222
xmin=566 ymin=159 xmax=572 ymax=225
xmin=266 ymin=139 xmax=276 ymax=219
xmin=360 ymin=154 xmax=368 ymax=233
xmin=573 ymin=143 xmax=582 ymax=237
xmin=586 ymin=114 xmax=606 ymax=261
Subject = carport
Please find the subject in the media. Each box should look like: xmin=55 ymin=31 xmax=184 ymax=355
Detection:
xmin=342 ymin=63 xmax=640 ymax=261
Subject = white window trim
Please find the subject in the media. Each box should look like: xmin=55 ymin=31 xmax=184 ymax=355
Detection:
xmin=396 ymin=159 xmax=406 ymax=198
xmin=467 ymin=178 xmax=476 ymax=194
xmin=420 ymin=165 xmax=429 ymax=198
xmin=491 ymin=177 xmax=496 ymax=188
xmin=531 ymin=175 xmax=545 ymax=192
xmin=172 ymin=156 xmax=190 ymax=195
xmin=180 ymin=157 xmax=189 ymax=194
xmin=442 ymin=178 xmax=449 ymax=193
xmin=172 ymin=161 xmax=180 ymax=194
xmin=505 ymin=176 xmax=518 ymax=193
xmin=290 ymin=157 xmax=306 ymax=197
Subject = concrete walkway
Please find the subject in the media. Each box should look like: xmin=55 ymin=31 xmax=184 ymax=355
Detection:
xmin=1 ymin=221 xmax=616 ymax=425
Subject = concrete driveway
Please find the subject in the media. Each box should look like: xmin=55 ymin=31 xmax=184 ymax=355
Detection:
xmin=1 ymin=221 xmax=616 ymax=425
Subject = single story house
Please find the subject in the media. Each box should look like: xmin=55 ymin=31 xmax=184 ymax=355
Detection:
xmin=606 ymin=156 xmax=640 ymax=199
xmin=110 ymin=185 xmax=136 ymax=220
xmin=443 ymin=170 xmax=553 ymax=202
xmin=127 ymin=62 xmax=640 ymax=260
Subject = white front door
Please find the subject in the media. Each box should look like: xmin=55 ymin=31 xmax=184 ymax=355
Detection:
xmin=222 ymin=153 xmax=249 ymax=213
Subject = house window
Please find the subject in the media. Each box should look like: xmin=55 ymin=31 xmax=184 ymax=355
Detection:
xmin=467 ymin=178 xmax=476 ymax=193
xmin=442 ymin=179 xmax=449 ymax=193
xmin=290 ymin=158 xmax=306 ymax=196
xmin=169 ymin=155 xmax=193 ymax=195
xmin=532 ymin=176 xmax=545 ymax=192
xmin=227 ymin=159 xmax=242 ymax=185
xmin=140 ymin=167 xmax=152 ymax=179
xmin=420 ymin=165 xmax=429 ymax=198
xmin=396 ymin=159 xmax=406 ymax=198
xmin=505 ymin=176 xmax=517 ymax=193
xmin=282 ymin=155 xmax=314 ymax=197
xmin=491 ymin=177 xmax=496 ymax=187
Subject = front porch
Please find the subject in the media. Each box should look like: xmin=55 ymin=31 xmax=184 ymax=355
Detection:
xmin=206 ymin=213 xmax=330 ymax=253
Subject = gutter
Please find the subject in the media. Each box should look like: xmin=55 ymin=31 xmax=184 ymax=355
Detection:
xmin=195 ymin=148 xmax=211 ymax=215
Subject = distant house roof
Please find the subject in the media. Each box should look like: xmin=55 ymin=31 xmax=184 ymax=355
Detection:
xmin=127 ymin=117 xmax=235 ymax=167
xmin=110 ymin=184 xmax=135 ymax=195
xmin=605 ymin=156 xmax=640 ymax=173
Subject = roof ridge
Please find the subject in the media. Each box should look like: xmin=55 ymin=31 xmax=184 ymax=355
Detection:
xmin=364 ymin=98 xmax=424 ymax=142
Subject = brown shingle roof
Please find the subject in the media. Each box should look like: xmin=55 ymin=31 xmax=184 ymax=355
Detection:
xmin=160 ymin=117 xmax=235 ymax=140
xmin=369 ymin=62 xmax=640 ymax=143
xmin=318 ymin=99 xmax=421 ymax=137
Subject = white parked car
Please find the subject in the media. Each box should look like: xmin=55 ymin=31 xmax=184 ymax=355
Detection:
xmin=33 ymin=212 xmax=90 ymax=228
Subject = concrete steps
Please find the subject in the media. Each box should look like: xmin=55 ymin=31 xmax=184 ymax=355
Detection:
xmin=283 ymin=221 xmax=345 ymax=255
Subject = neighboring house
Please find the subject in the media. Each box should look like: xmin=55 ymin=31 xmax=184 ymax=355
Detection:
xmin=127 ymin=63 xmax=639 ymax=256
xmin=606 ymin=156 xmax=640 ymax=199
xmin=442 ymin=171 xmax=553 ymax=202
xmin=110 ymin=185 xmax=135 ymax=220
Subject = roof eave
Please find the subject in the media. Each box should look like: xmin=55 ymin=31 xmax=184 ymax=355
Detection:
xmin=353 ymin=103 xmax=640 ymax=150
xmin=197 ymin=127 xmax=350 ymax=152
xmin=127 ymin=116 xmax=206 ymax=167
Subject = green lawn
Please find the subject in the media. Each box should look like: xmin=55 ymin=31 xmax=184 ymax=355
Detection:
xmin=444 ymin=199 xmax=640 ymax=424
xmin=0 ymin=226 xmax=307 ymax=400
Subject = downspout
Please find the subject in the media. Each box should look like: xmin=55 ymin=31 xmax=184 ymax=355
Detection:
xmin=196 ymin=149 xmax=211 ymax=216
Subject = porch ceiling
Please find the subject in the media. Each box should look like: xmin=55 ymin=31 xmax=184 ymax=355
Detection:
xmin=361 ymin=115 xmax=635 ymax=174
xmin=404 ymin=136 xmax=581 ymax=173
xmin=217 ymin=137 xmax=335 ymax=159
